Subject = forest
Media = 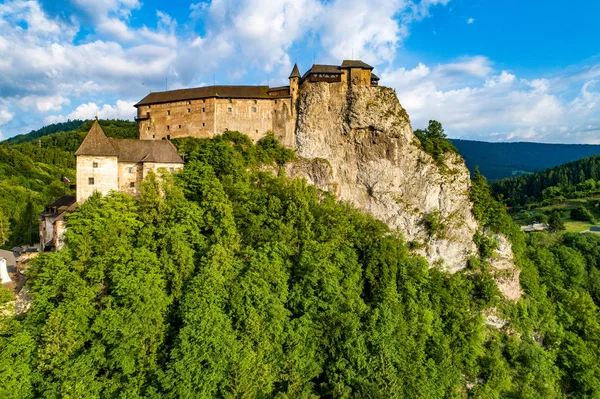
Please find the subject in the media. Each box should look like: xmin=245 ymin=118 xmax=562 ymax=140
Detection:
xmin=451 ymin=139 xmax=600 ymax=182
xmin=492 ymin=155 xmax=600 ymax=206
xmin=0 ymin=131 xmax=599 ymax=398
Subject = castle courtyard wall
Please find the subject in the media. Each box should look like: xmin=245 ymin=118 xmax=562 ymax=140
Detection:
xmin=138 ymin=98 xmax=217 ymax=140
xmin=213 ymin=98 xmax=282 ymax=142
xmin=76 ymin=155 xmax=119 ymax=203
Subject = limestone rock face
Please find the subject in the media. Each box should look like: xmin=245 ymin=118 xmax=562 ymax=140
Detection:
xmin=289 ymin=82 xmax=480 ymax=271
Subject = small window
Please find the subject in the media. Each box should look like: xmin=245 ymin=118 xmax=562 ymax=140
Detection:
xmin=187 ymin=108 xmax=191 ymax=113
xmin=167 ymin=135 xmax=171 ymax=140
xmin=128 ymin=167 xmax=135 ymax=173
xmin=228 ymin=107 xmax=232 ymax=112
xmin=130 ymin=182 xmax=135 ymax=188
xmin=169 ymin=167 xmax=175 ymax=173
xmin=252 ymin=107 xmax=257 ymax=112
xmin=147 ymin=126 xmax=150 ymax=130
xmin=202 ymin=122 xmax=205 ymax=127
xmin=275 ymin=99 xmax=278 ymax=104
xmin=148 ymin=105 xmax=151 ymax=109
xmin=167 ymin=125 xmax=170 ymax=130
xmin=92 ymin=162 xmax=98 ymax=168
xmin=188 ymin=101 xmax=191 ymax=104
xmin=152 ymin=135 xmax=155 ymax=139
xmin=253 ymin=100 xmax=257 ymax=104
xmin=88 ymin=177 xmax=95 ymax=185
xmin=202 ymin=99 xmax=205 ymax=103
xmin=229 ymin=99 xmax=233 ymax=103
xmin=201 ymin=107 xmax=205 ymax=112
xmin=178 ymin=125 xmax=181 ymax=129
xmin=167 ymin=110 xmax=171 ymax=116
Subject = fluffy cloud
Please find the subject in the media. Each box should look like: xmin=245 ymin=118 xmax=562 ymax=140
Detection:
xmin=45 ymin=100 xmax=136 ymax=124
xmin=383 ymin=58 xmax=600 ymax=143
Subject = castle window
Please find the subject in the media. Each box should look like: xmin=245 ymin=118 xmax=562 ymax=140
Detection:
xmin=167 ymin=110 xmax=171 ymax=116
xmin=167 ymin=125 xmax=170 ymax=130
xmin=275 ymin=100 xmax=278 ymax=104
xmin=128 ymin=167 xmax=135 ymax=173
xmin=178 ymin=125 xmax=181 ymax=129
xmin=188 ymin=101 xmax=191 ymax=104
xmin=147 ymin=126 xmax=150 ymax=130
xmin=169 ymin=167 xmax=175 ymax=173
xmin=167 ymin=135 xmax=171 ymax=140
xmin=187 ymin=108 xmax=191 ymax=113
xmin=130 ymin=182 xmax=135 ymax=188
xmin=88 ymin=177 xmax=94 ymax=185
xmin=93 ymin=162 xmax=98 ymax=168
xmin=254 ymin=100 xmax=257 ymax=104
xmin=229 ymin=99 xmax=232 ymax=103
xmin=252 ymin=107 xmax=257 ymax=112
xmin=148 ymin=105 xmax=151 ymax=108
xmin=202 ymin=107 xmax=205 ymax=112
xmin=228 ymin=107 xmax=233 ymax=112
xmin=202 ymin=122 xmax=205 ymax=127
xmin=152 ymin=135 xmax=155 ymax=139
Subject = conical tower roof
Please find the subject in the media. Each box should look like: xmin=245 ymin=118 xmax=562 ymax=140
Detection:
xmin=75 ymin=120 xmax=118 ymax=156
xmin=289 ymin=63 xmax=300 ymax=79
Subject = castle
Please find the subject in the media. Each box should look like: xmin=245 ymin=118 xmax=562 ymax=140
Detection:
xmin=134 ymin=60 xmax=378 ymax=146
xmin=39 ymin=60 xmax=377 ymax=251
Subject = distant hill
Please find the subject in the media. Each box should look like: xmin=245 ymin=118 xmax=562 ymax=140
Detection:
xmin=451 ymin=139 xmax=600 ymax=181
xmin=4 ymin=120 xmax=85 ymax=145
xmin=492 ymin=154 xmax=600 ymax=205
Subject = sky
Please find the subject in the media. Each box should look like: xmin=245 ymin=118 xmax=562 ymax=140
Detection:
xmin=0 ymin=0 xmax=599 ymax=143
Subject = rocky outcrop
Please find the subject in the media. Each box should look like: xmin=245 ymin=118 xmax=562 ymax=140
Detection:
xmin=288 ymin=82 xmax=480 ymax=272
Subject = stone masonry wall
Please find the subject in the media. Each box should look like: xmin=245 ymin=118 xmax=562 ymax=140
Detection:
xmin=76 ymin=155 xmax=119 ymax=203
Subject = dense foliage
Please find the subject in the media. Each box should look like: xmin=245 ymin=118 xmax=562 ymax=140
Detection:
xmin=492 ymin=155 xmax=600 ymax=206
xmin=414 ymin=120 xmax=458 ymax=166
xmin=1 ymin=132 xmax=599 ymax=398
xmin=452 ymin=140 xmax=600 ymax=182
xmin=0 ymin=120 xmax=137 ymax=248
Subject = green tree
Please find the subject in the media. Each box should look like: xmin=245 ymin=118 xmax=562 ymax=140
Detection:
xmin=548 ymin=211 xmax=565 ymax=233
xmin=414 ymin=120 xmax=458 ymax=166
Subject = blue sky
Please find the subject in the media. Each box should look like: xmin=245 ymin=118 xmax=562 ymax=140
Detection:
xmin=0 ymin=0 xmax=599 ymax=143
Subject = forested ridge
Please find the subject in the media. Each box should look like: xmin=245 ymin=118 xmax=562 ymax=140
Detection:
xmin=1 ymin=132 xmax=599 ymax=398
xmin=492 ymin=155 xmax=600 ymax=206
xmin=451 ymin=139 xmax=600 ymax=182
xmin=0 ymin=120 xmax=136 ymax=248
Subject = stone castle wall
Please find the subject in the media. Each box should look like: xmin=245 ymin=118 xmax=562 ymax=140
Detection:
xmin=76 ymin=155 xmax=119 ymax=203
xmin=138 ymin=96 xmax=295 ymax=143
xmin=138 ymin=98 xmax=217 ymax=140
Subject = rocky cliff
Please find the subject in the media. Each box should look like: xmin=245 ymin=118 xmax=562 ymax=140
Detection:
xmin=287 ymin=82 xmax=481 ymax=272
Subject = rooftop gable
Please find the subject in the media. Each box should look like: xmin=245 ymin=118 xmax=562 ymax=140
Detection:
xmin=341 ymin=60 xmax=374 ymax=69
xmin=75 ymin=120 xmax=118 ymax=157
xmin=108 ymin=138 xmax=184 ymax=164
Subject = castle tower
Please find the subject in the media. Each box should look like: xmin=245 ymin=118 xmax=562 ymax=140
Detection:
xmin=74 ymin=120 xmax=119 ymax=203
xmin=289 ymin=63 xmax=300 ymax=115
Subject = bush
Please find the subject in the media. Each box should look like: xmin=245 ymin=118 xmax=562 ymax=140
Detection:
xmin=570 ymin=206 xmax=596 ymax=223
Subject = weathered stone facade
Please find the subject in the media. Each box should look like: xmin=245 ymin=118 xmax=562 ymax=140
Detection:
xmin=75 ymin=121 xmax=184 ymax=203
xmin=135 ymin=61 xmax=378 ymax=147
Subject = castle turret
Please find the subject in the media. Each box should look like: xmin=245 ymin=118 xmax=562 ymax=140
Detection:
xmin=289 ymin=63 xmax=300 ymax=114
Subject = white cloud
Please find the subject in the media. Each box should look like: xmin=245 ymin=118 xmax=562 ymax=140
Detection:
xmin=467 ymin=17 xmax=474 ymax=24
xmin=45 ymin=99 xmax=136 ymax=124
xmin=383 ymin=59 xmax=600 ymax=143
